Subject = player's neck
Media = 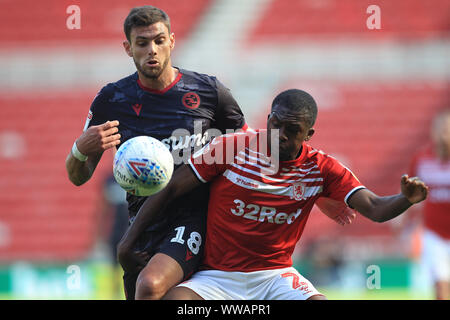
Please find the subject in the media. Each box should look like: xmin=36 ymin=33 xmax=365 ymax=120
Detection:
xmin=138 ymin=66 xmax=179 ymax=91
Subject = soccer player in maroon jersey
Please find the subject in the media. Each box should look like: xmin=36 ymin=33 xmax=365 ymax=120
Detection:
xmin=126 ymin=89 xmax=429 ymax=300
xmin=407 ymin=109 xmax=450 ymax=300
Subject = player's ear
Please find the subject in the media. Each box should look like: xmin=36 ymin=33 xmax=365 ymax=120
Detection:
xmin=123 ymin=40 xmax=133 ymax=57
xmin=305 ymin=128 xmax=315 ymax=141
xmin=169 ymin=32 xmax=175 ymax=50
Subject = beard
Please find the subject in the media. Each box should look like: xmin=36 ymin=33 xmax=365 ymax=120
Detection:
xmin=134 ymin=57 xmax=169 ymax=80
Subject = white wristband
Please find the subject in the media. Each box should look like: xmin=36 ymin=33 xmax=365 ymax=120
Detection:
xmin=72 ymin=141 xmax=88 ymax=162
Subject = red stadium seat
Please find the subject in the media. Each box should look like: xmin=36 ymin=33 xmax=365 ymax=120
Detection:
xmin=0 ymin=0 xmax=211 ymax=47
xmin=249 ymin=0 xmax=450 ymax=43
xmin=0 ymin=91 xmax=112 ymax=260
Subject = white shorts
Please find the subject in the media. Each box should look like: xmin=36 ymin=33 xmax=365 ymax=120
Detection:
xmin=177 ymin=267 xmax=322 ymax=300
xmin=422 ymin=229 xmax=450 ymax=282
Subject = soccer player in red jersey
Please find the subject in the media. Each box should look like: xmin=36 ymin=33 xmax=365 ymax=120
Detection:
xmin=126 ymin=89 xmax=429 ymax=300
xmin=408 ymin=110 xmax=450 ymax=300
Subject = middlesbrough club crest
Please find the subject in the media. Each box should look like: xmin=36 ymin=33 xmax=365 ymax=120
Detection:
xmin=292 ymin=182 xmax=306 ymax=201
xmin=182 ymin=92 xmax=201 ymax=109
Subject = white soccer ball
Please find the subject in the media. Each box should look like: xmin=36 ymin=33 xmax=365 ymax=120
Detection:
xmin=113 ymin=136 xmax=174 ymax=196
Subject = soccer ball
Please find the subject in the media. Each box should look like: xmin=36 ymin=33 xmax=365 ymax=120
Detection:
xmin=113 ymin=136 xmax=174 ymax=196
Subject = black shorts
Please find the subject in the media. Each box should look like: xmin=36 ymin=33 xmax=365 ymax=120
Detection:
xmin=123 ymin=212 xmax=206 ymax=300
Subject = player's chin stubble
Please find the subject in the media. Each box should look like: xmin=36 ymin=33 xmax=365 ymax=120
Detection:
xmin=135 ymin=58 xmax=168 ymax=80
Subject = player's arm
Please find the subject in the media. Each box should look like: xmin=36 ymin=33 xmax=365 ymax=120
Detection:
xmin=65 ymin=120 xmax=121 ymax=186
xmin=347 ymin=174 xmax=428 ymax=223
xmin=315 ymin=197 xmax=356 ymax=225
xmin=117 ymin=164 xmax=202 ymax=272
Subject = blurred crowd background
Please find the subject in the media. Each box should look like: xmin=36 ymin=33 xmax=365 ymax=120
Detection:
xmin=0 ymin=0 xmax=448 ymax=299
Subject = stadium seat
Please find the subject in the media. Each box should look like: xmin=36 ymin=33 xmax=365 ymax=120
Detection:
xmin=0 ymin=91 xmax=112 ymax=260
xmin=0 ymin=0 xmax=211 ymax=47
xmin=249 ymin=0 xmax=450 ymax=43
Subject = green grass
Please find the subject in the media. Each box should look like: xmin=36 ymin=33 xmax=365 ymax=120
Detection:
xmin=319 ymin=287 xmax=433 ymax=300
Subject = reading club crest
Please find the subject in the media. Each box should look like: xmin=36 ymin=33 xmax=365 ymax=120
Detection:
xmin=292 ymin=182 xmax=306 ymax=201
xmin=182 ymin=92 xmax=201 ymax=109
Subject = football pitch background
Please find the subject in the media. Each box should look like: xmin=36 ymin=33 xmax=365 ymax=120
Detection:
xmin=0 ymin=0 xmax=448 ymax=300
xmin=0 ymin=260 xmax=433 ymax=300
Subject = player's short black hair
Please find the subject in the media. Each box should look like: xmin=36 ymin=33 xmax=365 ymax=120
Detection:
xmin=271 ymin=89 xmax=318 ymax=127
xmin=124 ymin=6 xmax=171 ymax=42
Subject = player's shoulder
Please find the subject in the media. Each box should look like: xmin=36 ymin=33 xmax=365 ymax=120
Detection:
xmin=179 ymin=68 xmax=220 ymax=89
xmin=214 ymin=128 xmax=258 ymax=143
xmin=97 ymin=72 xmax=138 ymax=97
xmin=304 ymin=144 xmax=330 ymax=162
xmin=304 ymin=144 xmax=347 ymax=170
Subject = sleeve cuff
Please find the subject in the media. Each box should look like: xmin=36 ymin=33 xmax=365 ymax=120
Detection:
xmin=187 ymin=158 xmax=208 ymax=183
xmin=344 ymin=186 xmax=366 ymax=207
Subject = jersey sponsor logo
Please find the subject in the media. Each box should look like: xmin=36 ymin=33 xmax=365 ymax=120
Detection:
xmin=230 ymin=199 xmax=303 ymax=225
xmin=162 ymin=121 xmax=223 ymax=165
xmin=132 ymin=103 xmax=142 ymax=116
xmin=182 ymin=92 xmax=201 ymax=109
xmin=162 ymin=132 xmax=211 ymax=152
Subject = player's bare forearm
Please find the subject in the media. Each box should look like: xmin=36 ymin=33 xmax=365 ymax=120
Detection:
xmin=66 ymin=120 xmax=121 ymax=186
xmin=315 ymin=197 xmax=356 ymax=225
xmin=348 ymin=175 xmax=428 ymax=223
xmin=65 ymin=152 xmax=100 ymax=186
xmin=119 ymin=186 xmax=173 ymax=250
xmin=118 ymin=165 xmax=202 ymax=250
xmin=349 ymin=191 xmax=412 ymax=222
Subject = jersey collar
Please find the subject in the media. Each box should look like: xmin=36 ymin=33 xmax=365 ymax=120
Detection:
xmin=137 ymin=70 xmax=183 ymax=94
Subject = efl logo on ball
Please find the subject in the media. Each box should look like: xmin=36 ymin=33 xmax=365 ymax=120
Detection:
xmin=113 ymin=136 xmax=174 ymax=196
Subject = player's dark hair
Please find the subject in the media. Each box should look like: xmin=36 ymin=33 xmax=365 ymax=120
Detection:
xmin=271 ymin=89 xmax=318 ymax=127
xmin=124 ymin=6 xmax=171 ymax=42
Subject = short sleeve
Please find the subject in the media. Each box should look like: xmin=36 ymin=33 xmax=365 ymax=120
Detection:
xmin=214 ymin=79 xmax=247 ymax=132
xmin=322 ymin=156 xmax=365 ymax=206
xmin=82 ymin=85 xmax=112 ymax=131
xmin=188 ymin=135 xmax=230 ymax=183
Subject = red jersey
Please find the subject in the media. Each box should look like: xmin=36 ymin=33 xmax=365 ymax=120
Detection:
xmin=188 ymin=130 xmax=364 ymax=272
xmin=409 ymin=146 xmax=450 ymax=239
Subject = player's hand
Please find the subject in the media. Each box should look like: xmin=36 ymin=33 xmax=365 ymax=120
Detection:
xmin=76 ymin=120 xmax=121 ymax=156
xmin=315 ymin=197 xmax=356 ymax=226
xmin=117 ymin=246 xmax=150 ymax=274
xmin=401 ymin=174 xmax=429 ymax=204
